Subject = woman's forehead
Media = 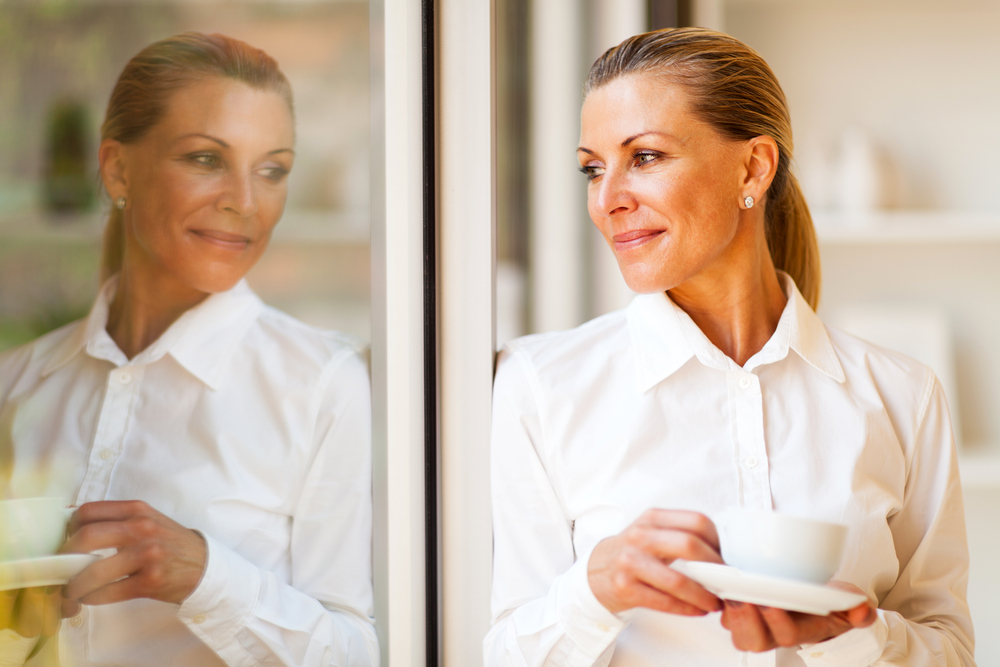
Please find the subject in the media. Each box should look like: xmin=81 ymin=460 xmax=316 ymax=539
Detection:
xmin=580 ymin=76 xmax=702 ymax=146
xmin=154 ymin=77 xmax=295 ymax=146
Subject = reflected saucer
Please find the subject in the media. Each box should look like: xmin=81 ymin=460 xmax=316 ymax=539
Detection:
xmin=0 ymin=554 xmax=99 ymax=592
xmin=670 ymin=559 xmax=868 ymax=615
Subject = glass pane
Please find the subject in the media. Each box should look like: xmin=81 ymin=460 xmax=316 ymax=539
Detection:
xmin=0 ymin=1 xmax=379 ymax=663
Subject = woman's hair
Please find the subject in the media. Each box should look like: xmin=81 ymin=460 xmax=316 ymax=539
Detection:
xmin=99 ymin=32 xmax=294 ymax=283
xmin=586 ymin=27 xmax=821 ymax=309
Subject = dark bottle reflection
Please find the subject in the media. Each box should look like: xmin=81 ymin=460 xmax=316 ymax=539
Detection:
xmin=42 ymin=99 xmax=94 ymax=215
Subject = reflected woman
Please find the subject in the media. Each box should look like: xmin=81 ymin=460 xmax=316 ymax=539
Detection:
xmin=0 ymin=34 xmax=377 ymax=666
xmin=486 ymin=29 xmax=974 ymax=665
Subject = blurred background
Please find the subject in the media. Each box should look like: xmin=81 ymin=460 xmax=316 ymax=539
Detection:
xmin=0 ymin=0 xmax=371 ymax=351
xmin=496 ymin=0 xmax=1000 ymax=660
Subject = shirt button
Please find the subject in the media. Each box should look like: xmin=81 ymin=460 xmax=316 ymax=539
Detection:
xmin=810 ymin=652 xmax=824 ymax=658
xmin=193 ymin=614 xmax=207 ymax=625
xmin=116 ymin=369 xmax=132 ymax=385
xmin=745 ymin=456 xmax=759 ymax=469
xmin=100 ymin=449 xmax=114 ymax=461
xmin=739 ymin=376 xmax=751 ymax=389
xmin=69 ymin=615 xmax=83 ymax=627
xmin=596 ymin=623 xmax=609 ymax=632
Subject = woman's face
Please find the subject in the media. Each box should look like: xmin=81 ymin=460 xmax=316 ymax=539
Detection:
xmin=104 ymin=76 xmax=295 ymax=294
xmin=578 ymin=74 xmax=755 ymax=295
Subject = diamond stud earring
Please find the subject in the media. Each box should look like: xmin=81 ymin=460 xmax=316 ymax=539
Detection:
xmin=743 ymin=195 xmax=754 ymax=209
xmin=115 ymin=197 xmax=126 ymax=210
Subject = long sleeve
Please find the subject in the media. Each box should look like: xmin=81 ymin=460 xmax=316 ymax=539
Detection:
xmin=798 ymin=377 xmax=976 ymax=667
xmin=177 ymin=349 xmax=378 ymax=667
xmin=485 ymin=348 xmax=627 ymax=667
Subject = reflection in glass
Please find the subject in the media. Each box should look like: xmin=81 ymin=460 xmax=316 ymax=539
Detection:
xmin=0 ymin=4 xmax=376 ymax=665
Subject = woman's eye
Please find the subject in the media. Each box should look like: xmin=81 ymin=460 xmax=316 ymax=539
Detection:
xmin=259 ymin=166 xmax=290 ymax=182
xmin=190 ymin=153 xmax=220 ymax=168
xmin=578 ymin=165 xmax=604 ymax=181
xmin=633 ymin=151 xmax=658 ymax=166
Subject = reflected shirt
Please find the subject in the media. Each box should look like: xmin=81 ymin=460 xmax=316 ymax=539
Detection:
xmin=485 ymin=273 xmax=974 ymax=667
xmin=0 ymin=277 xmax=378 ymax=667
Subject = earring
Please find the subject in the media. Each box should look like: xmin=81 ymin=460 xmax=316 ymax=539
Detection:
xmin=743 ymin=195 xmax=754 ymax=209
xmin=115 ymin=197 xmax=126 ymax=210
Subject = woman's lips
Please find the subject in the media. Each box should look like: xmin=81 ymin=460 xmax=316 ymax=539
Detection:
xmin=190 ymin=229 xmax=251 ymax=251
xmin=613 ymin=229 xmax=664 ymax=251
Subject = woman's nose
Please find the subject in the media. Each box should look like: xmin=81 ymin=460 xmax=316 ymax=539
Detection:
xmin=218 ymin=170 xmax=258 ymax=217
xmin=594 ymin=169 xmax=636 ymax=217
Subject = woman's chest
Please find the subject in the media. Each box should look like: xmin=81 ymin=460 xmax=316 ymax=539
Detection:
xmin=1 ymin=361 xmax=315 ymax=554
xmin=543 ymin=373 xmax=908 ymax=591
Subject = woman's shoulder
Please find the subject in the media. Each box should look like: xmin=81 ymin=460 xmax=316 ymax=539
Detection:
xmin=250 ymin=305 xmax=367 ymax=374
xmin=824 ymin=323 xmax=938 ymax=411
xmin=0 ymin=320 xmax=86 ymax=397
xmin=500 ymin=309 xmax=630 ymax=384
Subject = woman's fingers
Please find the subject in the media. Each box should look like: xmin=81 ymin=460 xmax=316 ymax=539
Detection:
xmin=630 ymin=554 xmax=722 ymax=613
xmin=41 ymin=587 xmax=62 ymax=637
xmin=0 ymin=589 xmax=18 ymax=630
xmin=66 ymin=500 xmax=156 ymax=535
xmin=12 ymin=587 xmax=61 ymax=638
xmin=63 ymin=548 xmax=142 ymax=603
xmin=722 ymin=601 xmax=775 ymax=652
xmin=635 ymin=509 xmax=722 ymax=554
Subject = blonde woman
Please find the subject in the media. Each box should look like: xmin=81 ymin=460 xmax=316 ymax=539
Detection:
xmin=486 ymin=29 xmax=973 ymax=666
xmin=0 ymin=34 xmax=376 ymax=666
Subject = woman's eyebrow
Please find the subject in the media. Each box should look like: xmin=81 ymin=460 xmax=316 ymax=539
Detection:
xmin=176 ymin=133 xmax=229 ymax=147
xmin=621 ymin=131 xmax=673 ymax=147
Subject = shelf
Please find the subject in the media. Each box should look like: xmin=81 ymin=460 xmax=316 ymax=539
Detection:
xmin=0 ymin=210 xmax=370 ymax=245
xmin=814 ymin=211 xmax=1000 ymax=245
xmin=959 ymin=448 xmax=1000 ymax=490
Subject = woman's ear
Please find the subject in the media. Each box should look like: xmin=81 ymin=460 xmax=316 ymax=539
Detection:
xmin=741 ymin=135 xmax=779 ymax=203
xmin=98 ymin=139 xmax=128 ymax=200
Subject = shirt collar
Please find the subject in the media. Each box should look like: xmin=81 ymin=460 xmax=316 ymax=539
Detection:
xmin=627 ymin=271 xmax=845 ymax=393
xmin=41 ymin=275 xmax=264 ymax=390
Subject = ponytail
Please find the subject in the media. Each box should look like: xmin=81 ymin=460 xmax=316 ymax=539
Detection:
xmin=99 ymin=206 xmax=125 ymax=285
xmin=765 ymin=173 xmax=820 ymax=310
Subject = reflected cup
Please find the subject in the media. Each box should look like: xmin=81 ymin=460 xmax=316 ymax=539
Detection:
xmin=717 ymin=509 xmax=847 ymax=583
xmin=0 ymin=497 xmax=71 ymax=562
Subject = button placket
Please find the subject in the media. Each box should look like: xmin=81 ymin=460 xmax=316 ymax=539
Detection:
xmin=731 ymin=370 xmax=772 ymax=510
xmin=75 ymin=365 xmax=144 ymax=505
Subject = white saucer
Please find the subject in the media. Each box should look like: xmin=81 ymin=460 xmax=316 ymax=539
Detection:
xmin=0 ymin=554 xmax=99 ymax=592
xmin=670 ymin=560 xmax=868 ymax=615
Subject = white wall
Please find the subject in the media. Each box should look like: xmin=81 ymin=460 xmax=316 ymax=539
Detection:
xmin=725 ymin=0 xmax=1000 ymax=211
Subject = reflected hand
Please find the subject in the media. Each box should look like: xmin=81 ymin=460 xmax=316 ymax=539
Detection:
xmin=60 ymin=501 xmax=207 ymax=618
xmin=587 ymin=509 xmax=723 ymax=616
xmin=720 ymin=581 xmax=877 ymax=651
xmin=0 ymin=586 xmax=62 ymax=638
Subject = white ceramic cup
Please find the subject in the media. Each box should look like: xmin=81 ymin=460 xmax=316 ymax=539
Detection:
xmin=0 ymin=497 xmax=71 ymax=562
xmin=717 ymin=509 xmax=848 ymax=583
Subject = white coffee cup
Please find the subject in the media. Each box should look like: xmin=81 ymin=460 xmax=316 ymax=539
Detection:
xmin=0 ymin=497 xmax=71 ymax=562
xmin=717 ymin=509 xmax=848 ymax=583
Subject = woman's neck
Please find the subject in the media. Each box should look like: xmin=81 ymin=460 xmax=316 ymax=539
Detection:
xmin=106 ymin=261 xmax=209 ymax=360
xmin=667 ymin=233 xmax=787 ymax=368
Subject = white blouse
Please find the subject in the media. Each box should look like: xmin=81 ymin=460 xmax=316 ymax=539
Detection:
xmin=485 ymin=274 xmax=974 ymax=667
xmin=0 ymin=278 xmax=378 ymax=667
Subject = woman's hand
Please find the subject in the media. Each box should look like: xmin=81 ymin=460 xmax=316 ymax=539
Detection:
xmin=720 ymin=581 xmax=877 ymax=651
xmin=60 ymin=501 xmax=207 ymax=617
xmin=0 ymin=586 xmax=62 ymax=638
xmin=587 ymin=509 xmax=724 ymax=616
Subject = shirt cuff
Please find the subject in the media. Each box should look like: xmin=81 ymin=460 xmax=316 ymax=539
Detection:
xmin=555 ymin=556 xmax=634 ymax=664
xmin=177 ymin=532 xmax=261 ymax=650
xmin=797 ymin=611 xmax=888 ymax=667
xmin=0 ymin=629 xmax=37 ymax=667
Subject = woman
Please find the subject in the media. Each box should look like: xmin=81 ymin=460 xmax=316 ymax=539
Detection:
xmin=0 ymin=34 xmax=377 ymax=666
xmin=486 ymin=28 xmax=974 ymax=666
